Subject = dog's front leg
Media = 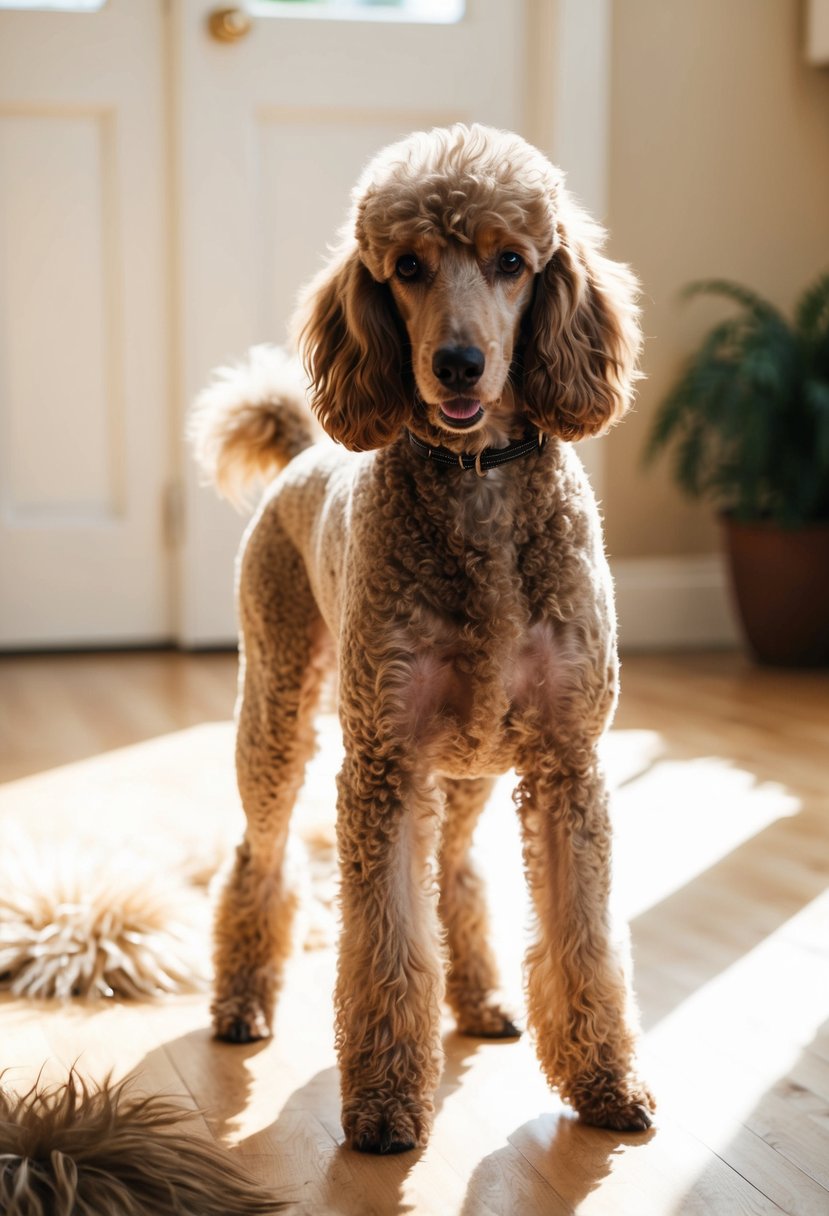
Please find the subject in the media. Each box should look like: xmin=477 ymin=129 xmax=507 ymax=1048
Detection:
xmin=517 ymin=754 xmax=655 ymax=1131
xmin=334 ymin=749 xmax=444 ymax=1154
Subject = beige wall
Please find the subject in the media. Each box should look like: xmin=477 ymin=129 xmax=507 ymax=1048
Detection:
xmin=603 ymin=0 xmax=829 ymax=558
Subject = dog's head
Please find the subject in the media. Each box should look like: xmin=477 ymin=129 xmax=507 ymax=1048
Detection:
xmin=298 ymin=124 xmax=642 ymax=452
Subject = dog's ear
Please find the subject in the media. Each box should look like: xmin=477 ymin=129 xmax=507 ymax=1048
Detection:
xmin=297 ymin=244 xmax=408 ymax=451
xmin=522 ymin=194 xmax=642 ymax=440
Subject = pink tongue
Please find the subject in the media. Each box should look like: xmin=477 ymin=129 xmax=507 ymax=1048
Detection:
xmin=441 ymin=398 xmax=481 ymax=420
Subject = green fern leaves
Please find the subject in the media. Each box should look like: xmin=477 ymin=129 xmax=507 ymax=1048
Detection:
xmin=646 ymin=273 xmax=829 ymax=525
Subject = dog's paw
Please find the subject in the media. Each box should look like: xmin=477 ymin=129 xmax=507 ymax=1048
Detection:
xmin=456 ymin=1003 xmax=522 ymax=1040
xmin=576 ymin=1081 xmax=656 ymax=1133
xmin=212 ymin=1001 xmax=272 ymax=1045
xmin=345 ymin=1102 xmax=428 ymax=1155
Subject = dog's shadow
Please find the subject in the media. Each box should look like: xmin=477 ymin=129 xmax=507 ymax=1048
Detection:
xmin=135 ymin=1024 xmax=636 ymax=1215
xmin=138 ymin=1026 xmax=481 ymax=1213
xmin=461 ymin=1112 xmax=652 ymax=1215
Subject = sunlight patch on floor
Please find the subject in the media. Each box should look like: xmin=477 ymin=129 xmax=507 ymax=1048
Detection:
xmin=643 ymin=886 xmax=829 ymax=1145
xmin=609 ymin=732 xmax=800 ymax=921
xmin=0 ymin=722 xmax=242 ymax=874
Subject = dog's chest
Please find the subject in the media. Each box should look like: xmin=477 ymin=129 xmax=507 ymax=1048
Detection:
xmin=405 ymin=617 xmax=562 ymax=706
xmin=394 ymin=607 xmax=573 ymax=777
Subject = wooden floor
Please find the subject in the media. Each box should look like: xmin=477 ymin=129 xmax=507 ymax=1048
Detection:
xmin=0 ymin=649 xmax=827 ymax=1215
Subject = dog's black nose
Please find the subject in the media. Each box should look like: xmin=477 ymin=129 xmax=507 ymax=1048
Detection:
xmin=432 ymin=345 xmax=485 ymax=388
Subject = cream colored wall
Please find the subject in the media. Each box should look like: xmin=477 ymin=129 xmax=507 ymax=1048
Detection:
xmin=603 ymin=0 xmax=829 ymax=558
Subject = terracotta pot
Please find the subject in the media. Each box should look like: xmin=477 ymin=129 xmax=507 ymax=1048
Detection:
xmin=721 ymin=515 xmax=829 ymax=666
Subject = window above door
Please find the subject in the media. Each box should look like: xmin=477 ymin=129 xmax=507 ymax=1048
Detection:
xmin=253 ymin=0 xmax=464 ymax=23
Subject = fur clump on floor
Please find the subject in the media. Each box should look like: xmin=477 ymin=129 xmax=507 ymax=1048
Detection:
xmin=0 ymin=1071 xmax=282 ymax=1215
xmin=0 ymin=836 xmax=209 ymax=999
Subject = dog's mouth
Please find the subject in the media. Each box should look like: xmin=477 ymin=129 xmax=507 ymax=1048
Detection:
xmin=438 ymin=397 xmax=485 ymax=430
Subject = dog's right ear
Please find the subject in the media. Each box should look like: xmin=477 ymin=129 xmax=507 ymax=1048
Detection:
xmin=297 ymin=245 xmax=408 ymax=451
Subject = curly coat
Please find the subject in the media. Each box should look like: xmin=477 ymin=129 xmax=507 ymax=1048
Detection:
xmin=191 ymin=124 xmax=654 ymax=1154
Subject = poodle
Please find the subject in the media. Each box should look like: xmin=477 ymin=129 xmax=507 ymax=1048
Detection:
xmin=191 ymin=123 xmax=654 ymax=1154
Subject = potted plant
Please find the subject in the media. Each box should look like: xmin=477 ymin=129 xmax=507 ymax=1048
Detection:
xmin=645 ymin=274 xmax=829 ymax=666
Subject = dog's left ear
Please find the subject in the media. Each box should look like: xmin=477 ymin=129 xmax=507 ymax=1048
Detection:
xmin=522 ymin=194 xmax=642 ymax=440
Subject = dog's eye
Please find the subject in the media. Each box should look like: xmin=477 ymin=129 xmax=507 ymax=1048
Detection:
xmin=498 ymin=251 xmax=524 ymax=275
xmin=395 ymin=254 xmax=421 ymax=281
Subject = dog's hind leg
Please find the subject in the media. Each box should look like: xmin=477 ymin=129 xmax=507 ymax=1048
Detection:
xmin=212 ymin=511 xmax=328 ymax=1044
xmin=438 ymin=776 xmax=520 ymax=1038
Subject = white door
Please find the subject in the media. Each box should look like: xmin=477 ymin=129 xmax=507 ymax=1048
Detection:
xmin=176 ymin=0 xmax=527 ymax=645
xmin=0 ymin=1 xmax=170 ymax=646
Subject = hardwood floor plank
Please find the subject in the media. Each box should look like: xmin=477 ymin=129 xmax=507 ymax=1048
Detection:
xmin=698 ymin=1124 xmax=828 ymax=1216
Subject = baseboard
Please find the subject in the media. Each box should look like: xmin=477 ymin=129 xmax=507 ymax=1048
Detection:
xmin=612 ymin=554 xmax=741 ymax=651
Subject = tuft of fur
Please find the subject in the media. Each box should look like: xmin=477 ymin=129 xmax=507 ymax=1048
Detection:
xmin=0 ymin=1070 xmax=283 ymax=1215
xmin=189 ymin=344 xmax=320 ymax=508
xmin=0 ymin=837 xmax=208 ymax=1000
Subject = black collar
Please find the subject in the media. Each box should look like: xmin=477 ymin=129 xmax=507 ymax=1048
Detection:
xmin=406 ymin=428 xmax=546 ymax=474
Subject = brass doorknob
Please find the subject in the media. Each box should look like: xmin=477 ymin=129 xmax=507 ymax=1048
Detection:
xmin=207 ymin=7 xmax=252 ymax=43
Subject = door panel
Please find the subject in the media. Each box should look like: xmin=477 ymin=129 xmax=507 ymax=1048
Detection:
xmin=2 ymin=113 xmax=119 ymax=519
xmin=0 ymin=1 xmax=169 ymax=647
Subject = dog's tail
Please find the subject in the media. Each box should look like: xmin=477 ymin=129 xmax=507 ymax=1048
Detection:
xmin=189 ymin=344 xmax=320 ymax=508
